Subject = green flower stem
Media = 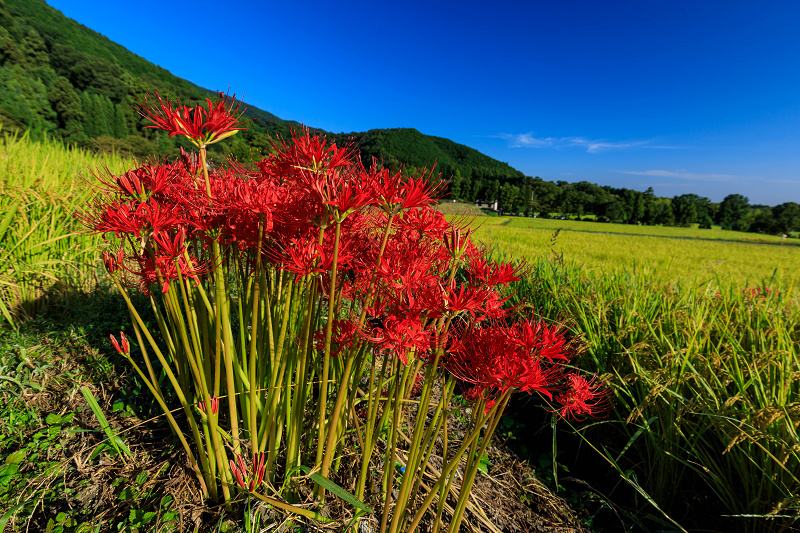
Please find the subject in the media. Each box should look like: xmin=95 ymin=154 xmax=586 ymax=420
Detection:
xmin=356 ymin=351 xmax=395 ymax=500
xmin=387 ymin=353 xmax=446 ymax=533
xmin=115 ymin=324 xmax=209 ymax=498
xmin=200 ymin=417 xmax=219 ymax=501
xmin=448 ymin=392 xmax=512 ymax=533
xmin=319 ymin=351 xmax=356 ymax=482
xmin=409 ymin=378 xmax=455 ymax=506
xmin=259 ymin=279 xmax=295 ymax=456
xmin=315 ymin=220 xmax=343 ymax=497
xmin=165 ymin=277 xmax=207 ymax=401
xmin=379 ymin=361 xmax=414 ymax=533
xmin=248 ymin=220 xmax=265 ymax=445
xmin=127 ymin=296 xmax=165 ymax=404
xmin=286 ymin=277 xmax=317 ymax=473
xmin=404 ymin=392 xmax=510 ymax=533
xmin=431 ymin=416 xmax=451 ymax=533
xmin=116 ymin=278 xmax=214 ymax=496
xmin=213 ymin=240 xmax=241 ymax=454
xmin=250 ymin=490 xmax=333 ymax=523
xmin=200 ymin=146 xmax=212 ymax=198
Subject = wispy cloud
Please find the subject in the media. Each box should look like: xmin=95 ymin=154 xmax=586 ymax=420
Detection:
xmin=495 ymin=133 xmax=679 ymax=153
xmin=618 ymin=170 xmax=735 ymax=181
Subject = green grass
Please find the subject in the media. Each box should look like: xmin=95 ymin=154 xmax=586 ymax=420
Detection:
xmin=467 ymin=218 xmax=800 ymax=532
xmin=0 ymin=129 xmax=131 ymax=326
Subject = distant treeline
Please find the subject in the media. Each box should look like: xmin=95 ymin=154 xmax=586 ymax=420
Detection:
xmin=0 ymin=0 xmax=796 ymax=237
xmin=447 ymin=175 xmax=800 ymax=235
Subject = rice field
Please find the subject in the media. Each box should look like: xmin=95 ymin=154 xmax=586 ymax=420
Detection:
xmin=0 ymin=129 xmax=131 ymax=325
xmin=469 ymin=216 xmax=800 ymax=291
xmin=465 ymin=215 xmax=800 ymax=532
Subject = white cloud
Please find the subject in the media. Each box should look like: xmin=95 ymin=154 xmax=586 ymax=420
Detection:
xmin=495 ymin=133 xmax=556 ymax=148
xmin=495 ymin=133 xmax=679 ymax=153
xmin=618 ymin=170 xmax=735 ymax=181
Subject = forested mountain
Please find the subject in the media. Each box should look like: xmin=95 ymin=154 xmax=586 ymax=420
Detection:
xmin=0 ymin=0 xmax=797 ymax=236
xmin=0 ymin=0 xmax=523 ymax=189
xmin=336 ymin=128 xmax=523 ymax=188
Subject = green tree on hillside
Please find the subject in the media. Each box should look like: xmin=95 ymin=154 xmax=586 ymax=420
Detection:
xmin=717 ymin=194 xmax=750 ymax=231
xmin=672 ymin=194 xmax=701 ymax=227
xmin=48 ymin=75 xmax=83 ymax=141
xmin=20 ymin=27 xmax=47 ymax=68
xmin=0 ymin=63 xmax=53 ymax=132
xmin=773 ymin=202 xmax=800 ymax=234
xmin=112 ymin=102 xmax=129 ymax=138
xmin=499 ymin=182 xmax=520 ymax=212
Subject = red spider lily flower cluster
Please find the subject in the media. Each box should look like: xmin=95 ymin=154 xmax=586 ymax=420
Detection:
xmin=135 ymin=91 xmax=248 ymax=147
xmin=230 ymin=452 xmax=266 ymax=492
xmin=554 ymin=374 xmax=610 ymax=420
xmin=83 ymin=93 xmax=607 ymax=421
xmin=445 ymin=319 xmax=608 ymax=418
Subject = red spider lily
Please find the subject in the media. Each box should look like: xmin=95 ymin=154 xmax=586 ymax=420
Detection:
xmin=443 ymin=226 xmax=473 ymax=258
xmin=103 ymin=248 xmax=124 ymax=275
xmin=445 ymin=322 xmax=568 ymax=397
xmin=371 ymin=316 xmax=431 ymax=365
xmin=462 ymin=385 xmax=498 ymax=414
xmin=198 ymin=395 xmax=219 ymax=416
xmin=90 ymin=199 xmax=182 ymax=241
xmin=152 ymin=228 xmax=187 ymax=259
xmin=84 ymin=201 xmax=144 ymax=238
xmin=743 ymin=286 xmax=777 ymax=300
xmin=478 ymin=290 xmax=509 ymax=321
xmin=554 ymin=374 xmax=610 ymax=420
xmin=467 ymin=257 xmax=524 ymax=287
xmin=508 ymin=320 xmax=572 ymax=362
xmin=442 ymin=284 xmax=488 ymax=319
xmin=397 ymin=207 xmax=449 ymax=240
xmin=273 ymin=128 xmax=356 ymax=174
xmin=104 ymin=163 xmax=183 ymax=202
xmin=229 ymin=452 xmax=266 ymax=492
xmin=135 ymin=91 xmax=248 ymax=146
xmin=313 ymin=319 xmax=362 ymax=357
xmin=399 ymin=168 xmax=445 ymax=210
xmin=228 ymin=180 xmax=277 ymax=221
xmin=129 ymin=252 xmax=208 ymax=294
xmin=110 ymin=332 xmax=130 ymax=356
xmin=366 ymin=165 xmax=443 ymax=212
xmin=326 ymin=168 xmax=377 ymax=218
xmin=365 ymin=165 xmax=405 ymax=211
xmin=280 ymin=236 xmax=328 ymax=281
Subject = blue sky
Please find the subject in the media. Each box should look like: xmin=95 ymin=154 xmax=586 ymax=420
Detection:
xmin=48 ymin=0 xmax=800 ymax=205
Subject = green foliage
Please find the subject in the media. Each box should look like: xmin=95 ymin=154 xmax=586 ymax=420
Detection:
xmin=718 ymin=193 xmax=751 ymax=231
